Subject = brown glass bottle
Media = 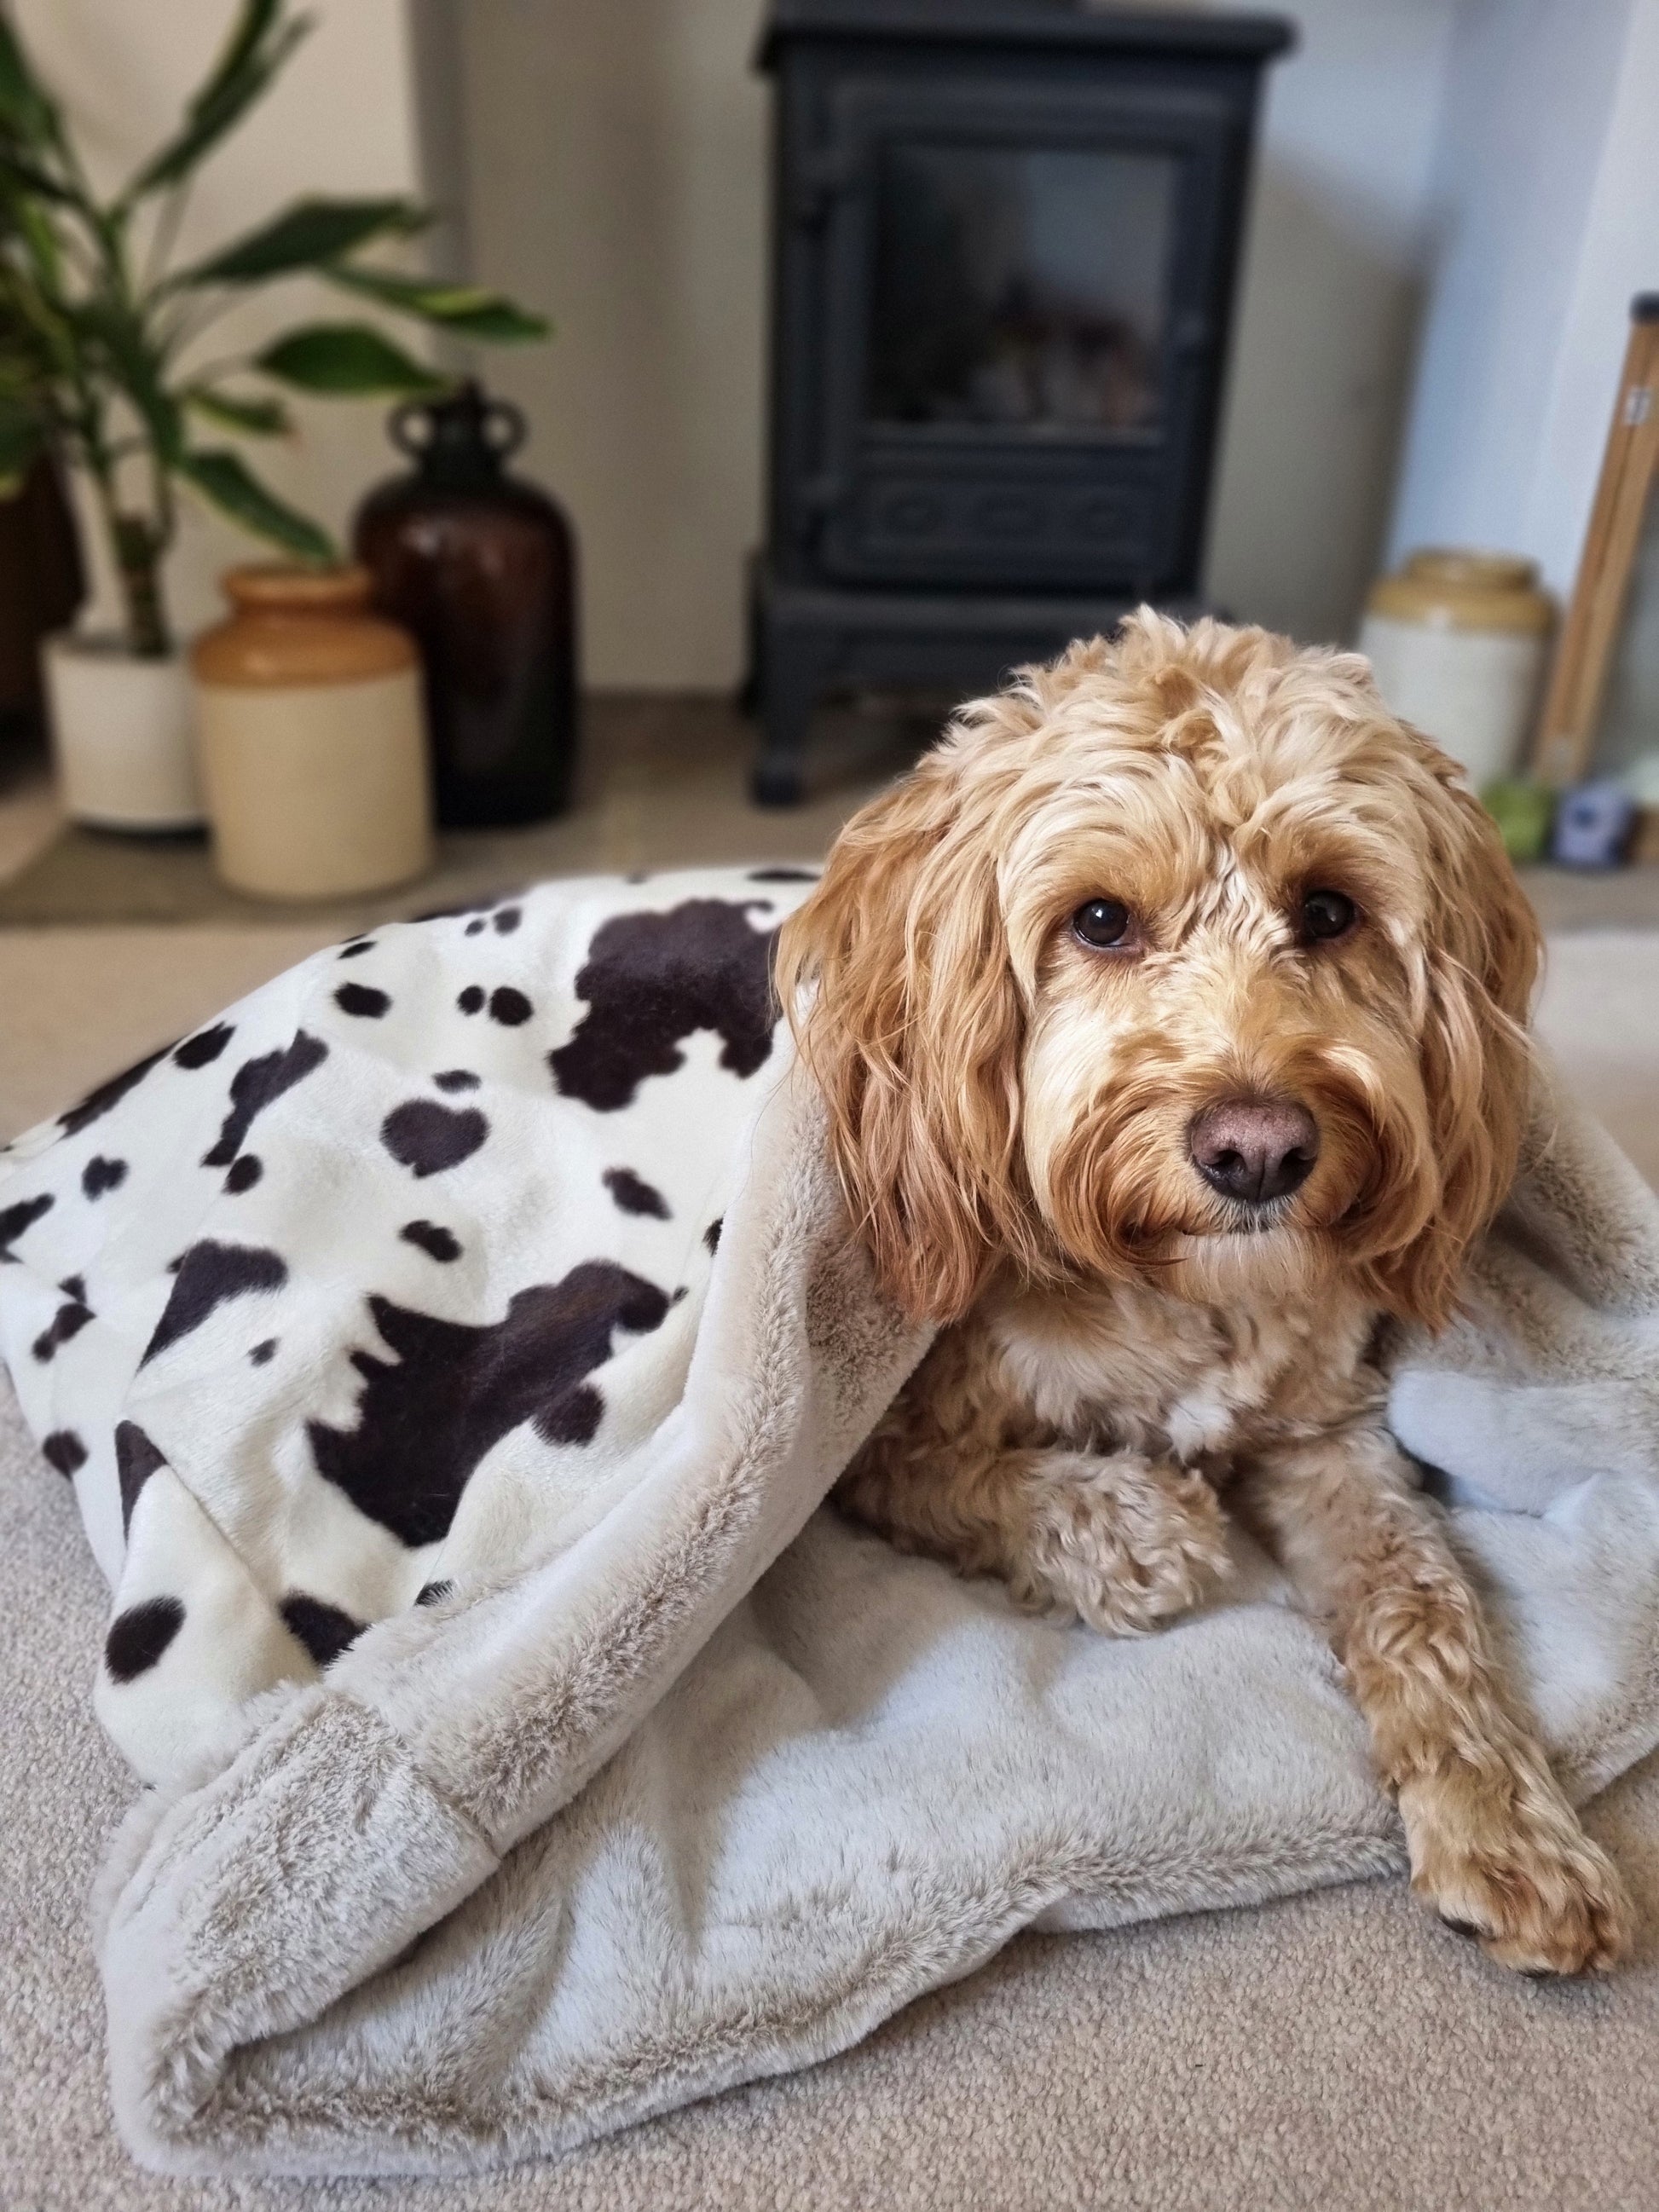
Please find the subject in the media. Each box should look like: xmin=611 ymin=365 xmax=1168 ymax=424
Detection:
xmin=354 ymin=382 xmax=578 ymax=827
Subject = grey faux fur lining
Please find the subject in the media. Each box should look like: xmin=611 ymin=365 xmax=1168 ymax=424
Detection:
xmin=93 ymin=1056 xmax=1659 ymax=2179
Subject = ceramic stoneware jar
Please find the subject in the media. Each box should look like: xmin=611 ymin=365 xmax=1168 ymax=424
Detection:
xmin=191 ymin=566 xmax=433 ymax=901
xmin=1359 ymin=551 xmax=1554 ymax=791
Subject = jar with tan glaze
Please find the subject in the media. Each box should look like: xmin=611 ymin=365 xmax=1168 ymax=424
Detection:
xmin=1359 ymin=551 xmax=1554 ymax=791
xmin=191 ymin=565 xmax=433 ymax=900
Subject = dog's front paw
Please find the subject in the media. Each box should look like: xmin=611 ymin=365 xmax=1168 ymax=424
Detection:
xmin=1402 ymin=1766 xmax=1634 ymax=1976
xmin=1014 ymin=1454 xmax=1232 ymax=1637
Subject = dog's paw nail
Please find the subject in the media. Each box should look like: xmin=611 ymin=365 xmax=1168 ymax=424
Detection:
xmin=1439 ymin=1915 xmax=1481 ymax=1940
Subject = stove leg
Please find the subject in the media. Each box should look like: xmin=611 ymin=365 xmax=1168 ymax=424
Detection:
xmin=750 ymin=644 xmax=824 ymax=807
xmin=751 ymin=754 xmax=806 ymax=808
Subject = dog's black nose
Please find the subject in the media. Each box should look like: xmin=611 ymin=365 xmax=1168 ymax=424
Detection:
xmin=1189 ymin=1098 xmax=1320 ymax=1207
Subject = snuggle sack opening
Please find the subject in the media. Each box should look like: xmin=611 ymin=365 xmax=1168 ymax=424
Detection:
xmin=3 ymin=864 xmax=1658 ymax=2180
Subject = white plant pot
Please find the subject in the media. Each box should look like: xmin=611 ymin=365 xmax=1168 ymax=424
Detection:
xmin=42 ymin=632 xmax=205 ymax=831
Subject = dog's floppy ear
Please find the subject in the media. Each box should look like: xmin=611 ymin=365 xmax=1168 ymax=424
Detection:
xmin=1379 ymin=764 xmax=1540 ymax=1328
xmin=776 ymin=744 xmax=1030 ymax=1325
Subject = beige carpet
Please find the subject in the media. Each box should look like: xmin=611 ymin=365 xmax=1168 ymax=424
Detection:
xmin=3 ymin=814 xmax=1659 ymax=2204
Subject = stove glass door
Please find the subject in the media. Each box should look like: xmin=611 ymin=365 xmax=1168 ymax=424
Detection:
xmin=868 ymin=142 xmax=1178 ymax=437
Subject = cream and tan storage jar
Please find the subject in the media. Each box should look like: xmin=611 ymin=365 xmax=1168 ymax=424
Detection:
xmin=191 ymin=565 xmax=433 ymax=900
xmin=1359 ymin=551 xmax=1554 ymax=790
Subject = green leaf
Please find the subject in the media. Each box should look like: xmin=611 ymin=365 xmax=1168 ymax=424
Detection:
xmin=254 ymin=321 xmax=448 ymax=396
xmin=192 ymin=0 xmax=282 ymax=114
xmin=126 ymin=2 xmax=311 ymax=201
xmin=71 ymin=298 xmax=183 ymax=462
xmin=2 ymin=188 xmax=66 ymax=293
xmin=0 ymin=395 xmax=44 ymax=493
xmin=178 ymin=195 xmax=428 ymax=286
xmin=0 ymin=269 xmax=72 ymax=383
xmin=176 ymin=447 xmax=335 ymax=561
xmin=322 ymin=264 xmax=549 ymax=343
xmin=183 ymin=385 xmax=292 ymax=436
xmin=0 ymin=12 xmax=60 ymax=150
xmin=0 ymin=146 xmax=77 ymax=205
xmin=0 ymin=306 xmax=57 ymax=402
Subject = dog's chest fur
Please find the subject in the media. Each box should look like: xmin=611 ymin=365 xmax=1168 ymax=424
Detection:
xmin=967 ymin=1276 xmax=1382 ymax=1476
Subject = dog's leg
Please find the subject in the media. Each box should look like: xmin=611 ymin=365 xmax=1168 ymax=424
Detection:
xmin=838 ymin=1437 xmax=1231 ymax=1637
xmin=1242 ymin=1429 xmax=1633 ymax=1974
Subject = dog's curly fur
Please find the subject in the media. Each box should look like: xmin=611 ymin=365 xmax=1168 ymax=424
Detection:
xmin=777 ymin=610 xmax=1634 ymax=1976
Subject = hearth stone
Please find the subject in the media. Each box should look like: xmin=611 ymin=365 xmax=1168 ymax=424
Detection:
xmin=749 ymin=0 xmax=1292 ymax=804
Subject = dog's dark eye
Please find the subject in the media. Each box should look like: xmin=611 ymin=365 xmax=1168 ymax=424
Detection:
xmin=1301 ymin=888 xmax=1356 ymax=943
xmin=1072 ymin=898 xmax=1132 ymax=950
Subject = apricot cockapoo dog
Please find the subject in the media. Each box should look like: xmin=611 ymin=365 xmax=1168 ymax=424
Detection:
xmin=777 ymin=609 xmax=1632 ymax=1977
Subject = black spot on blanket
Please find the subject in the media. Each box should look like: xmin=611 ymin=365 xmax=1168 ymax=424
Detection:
xmin=603 ymin=1167 xmax=671 ymax=1219
xmin=250 ymin=1337 xmax=278 ymax=1366
xmin=493 ymin=905 xmax=522 ymax=935
xmin=202 ymin=1032 xmax=329 ymax=1168
xmin=539 ymin=1383 xmax=604 ymax=1444
xmin=58 ymin=1044 xmax=171 ymax=1136
xmin=416 ymin=1579 xmax=454 ymax=1608
xmin=457 ymin=985 xmax=485 ymax=1015
xmin=747 ymin=866 xmax=818 ymax=882
xmin=105 ymin=1597 xmax=185 ymax=1684
xmin=401 ymin=1220 xmax=461 ymax=1262
xmin=82 ymin=1155 xmax=127 ymax=1199
xmin=307 ymin=1262 xmax=669 ymax=1545
xmin=381 ymin=1100 xmax=488 ymax=1178
xmin=0 ymin=1192 xmax=53 ymax=1262
xmin=32 ymin=1294 xmax=92 ymax=1364
xmin=223 ymin=1154 xmax=263 ymax=1194
xmin=488 ymin=986 xmax=532 ymax=1026
xmin=280 ymin=1592 xmax=365 ymax=1669
xmin=173 ymin=1022 xmax=234 ymax=1070
xmin=433 ymin=1069 xmax=479 ymax=1093
xmin=42 ymin=1429 xmax=87 ymax=1477
xmin=334 ymin=982 xmax=390 ymax=1019
xmin=548 ymin=899 xmax=777 ymax=1111
xmin=115 ymin=1422 xmax=166 ymax=1534
xmin=704 ymin=1217 xmax=722 ymax=1254
xmin=338 ymin=939 xmax=376 ymax=959
xmin=142 ymin=1240 xmax=288 ymax=1365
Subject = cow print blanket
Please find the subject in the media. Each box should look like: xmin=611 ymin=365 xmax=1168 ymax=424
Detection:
xmin=0 ymin=868 xmax=822 ymax=1781
xmin=3 ymin=865 xmax=1659 ymax=2180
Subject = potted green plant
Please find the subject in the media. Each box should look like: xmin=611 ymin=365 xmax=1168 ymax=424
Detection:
xmin=0 ymin=0 xmax=545 ymax=829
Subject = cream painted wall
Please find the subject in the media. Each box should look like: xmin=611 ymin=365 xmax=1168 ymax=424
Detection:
xmin=452 ymin=0 xmax=768 ymax=690
xmin=1390 ymin=0 xmax=1659 ymax=603
xmin=11 ymin=0 xmax=429 ymax=644
xmin=450 ymin=0 xmax=1465 ymax=685
xmin=1205 ymin=0 xmax=1462 ymax=644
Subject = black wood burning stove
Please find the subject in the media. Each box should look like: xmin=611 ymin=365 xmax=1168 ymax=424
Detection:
xmin=749 ymin=0 xmax=1292 ymax=803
